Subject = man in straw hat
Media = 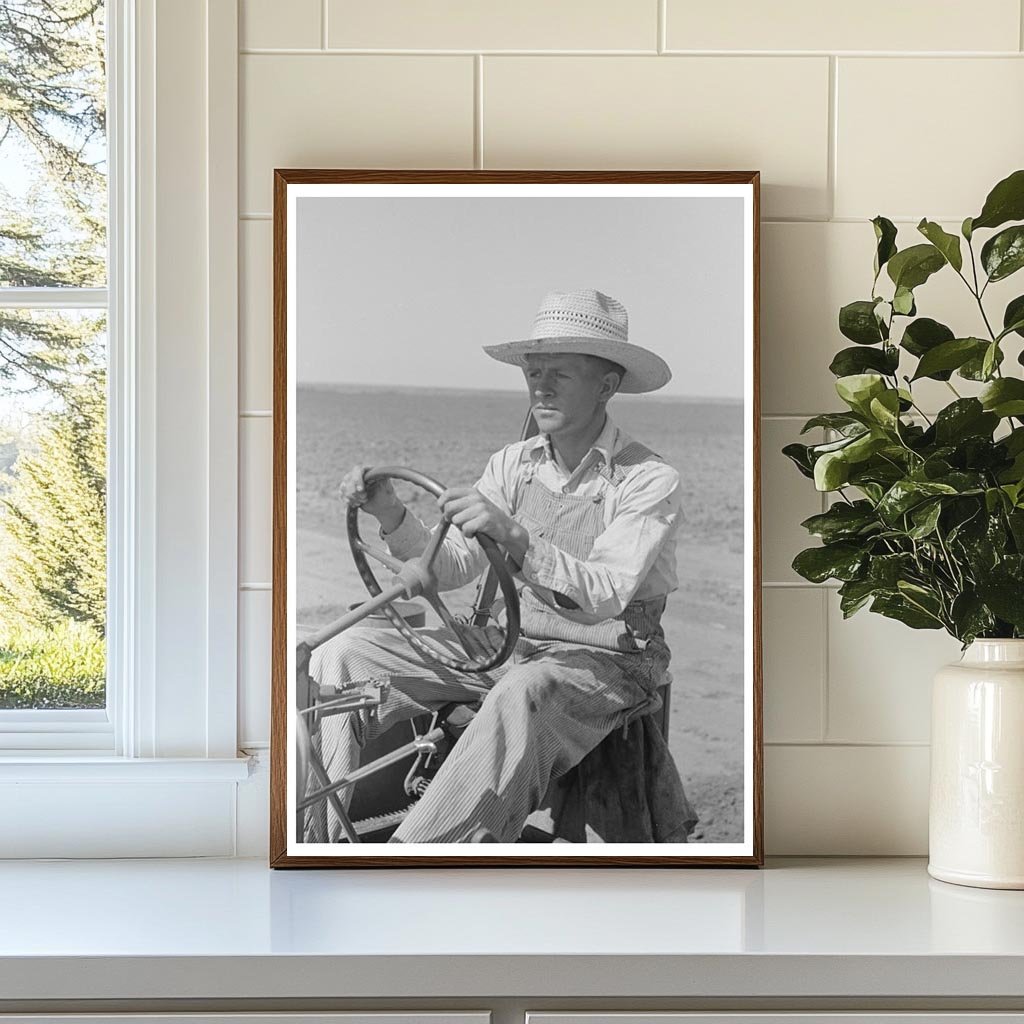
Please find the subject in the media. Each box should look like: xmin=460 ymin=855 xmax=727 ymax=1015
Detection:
xmin=306 ymin=288 xmax=695 ymax=844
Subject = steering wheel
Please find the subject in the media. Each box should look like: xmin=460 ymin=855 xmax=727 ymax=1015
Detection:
xmin=345 ymin=466 xmax=520 ymax=674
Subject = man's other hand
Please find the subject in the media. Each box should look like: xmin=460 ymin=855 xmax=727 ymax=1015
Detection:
xmin=437 ymin=487 xmax=515 ymax=543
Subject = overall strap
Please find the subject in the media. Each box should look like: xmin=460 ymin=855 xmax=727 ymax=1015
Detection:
xmin=598 ymin=439 xmax=660 ymax=487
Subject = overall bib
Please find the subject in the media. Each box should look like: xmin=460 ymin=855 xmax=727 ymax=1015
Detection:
xmin=304 ymin=443 xmax=692 ymax=845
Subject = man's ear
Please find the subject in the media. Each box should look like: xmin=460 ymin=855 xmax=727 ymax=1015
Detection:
xmin=598 ymin=371 xmax=621 ymax=403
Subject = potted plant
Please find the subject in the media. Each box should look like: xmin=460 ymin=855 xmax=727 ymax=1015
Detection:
xmin=784 ymin=168 xmax=1024 ymax=889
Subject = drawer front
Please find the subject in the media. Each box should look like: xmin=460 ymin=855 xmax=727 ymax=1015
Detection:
xmin=0 ymin=1016 xmax=490 ymax=1024
xmin=528 ymin=1016 xmax=1024 ymax=1024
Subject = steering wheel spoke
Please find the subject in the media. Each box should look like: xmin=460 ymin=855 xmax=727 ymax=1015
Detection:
xmin=419 ymin=520 xmax=451 ymax=570
xmin=351 ymin=536 xmax=406 ymax=574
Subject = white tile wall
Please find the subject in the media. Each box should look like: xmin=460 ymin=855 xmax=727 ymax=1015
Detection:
xmin=240 ymin=417 xmax=272 ymax=586
xmin=665 ymin=0 xmax=1021 ymax=53
xmin=239 ymin=590 xmax=272 ymax=747
xmin=327 ymin=0 xmax=657 ymax=51
xmin=240 ymin=54 xmax=474 ymax=213
xmin=763 ymin=588 xmax=825 ymax=743
xmin=835 ymin=58 xmax=1024 ymax=221
xmin=240 ymin=220 xmax=272 ymax=411
xmin=241 ymin=0 xmax=321 ymax=50
xmin=234 ymin=3 xmax=1024 ymax=854
xmin=483 ymin=56 xmax=831 ymax=219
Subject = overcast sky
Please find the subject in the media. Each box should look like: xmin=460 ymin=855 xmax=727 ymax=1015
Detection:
xmin=296 ymin=195 xmax=745 ymax=400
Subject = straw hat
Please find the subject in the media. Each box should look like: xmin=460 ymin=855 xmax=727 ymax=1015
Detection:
xmin=482 ymin=289 xmax=672 ymax=394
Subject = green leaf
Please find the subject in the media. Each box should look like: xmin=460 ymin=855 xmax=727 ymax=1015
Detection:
xmin=800 ymin=413 xmax=866 ymax=435
xmin=976 ymin=576 xmax=1024 ymax=629
xmin=933 ymin=399 xmax=999 ymax=445
xmin=908 ymin=500 xmax=943 ymax=539
xmin=980 ymin=378 xmax=1024 ymax=418
xmin=838 ymin=579 xmax=881 ymax=618
xmin=900 ymin=317 xmax=955 ymax=361
xmin=829 ymin=345 xmax=899 ymax=378
xmin=911 ymin=337 xmax=988 ymax=381
xmin=872 ymin=216 xmax=898 ymax=277
xmin=868 ymin=552 xmax=915 ymax=587
xmin=871 ymin=594 xmax=943 ymax=630
xmin=782 ymin=442 xmax=815 ymax=479
xmin=792 ymin=543 xmax=866 ymax=584
xmin=981 ymin=225 xmax=1024 ymax=282
xmin=971 ymin=168 xmax=1024 ymax=232
xmin=892 ymin=286 xmax=916 ymax=316
xmin=835 ymin=373 xmax=886 ymax=414
xmin=800 ymin=501 xmax=879 ymax=543
xmin=950 ymin=593 xmax=996 ymax=644
xmin=877 ymin=479 xmax=958 ymax=524
xmin=982 ymin=341 xmax=1000 ymax=381
xmin=839 ymin=299 xmax=887 ymax=345
xmin=917 ymin=219 xmax=963 ymax=272
xmin=962 ymin=216 xmax=974 ymax=241
xmin=845 ymin=431 xmax=888 ymax=464
xmin=887 ymin=244 xmax=946 ymax=291
xmin=959 ymin=344 xmax=1004 ymax=381
xmin=868 ymin=389 xmax=902 ymax=432
xmin=814 ymin=451 xmax=851 ymax=491
xmin=1003 ymin=295 xmax=1024 ymax=339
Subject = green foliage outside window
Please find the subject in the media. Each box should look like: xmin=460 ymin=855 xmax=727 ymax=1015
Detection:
xmin=0 ymin=1 xmax=107 ymax=709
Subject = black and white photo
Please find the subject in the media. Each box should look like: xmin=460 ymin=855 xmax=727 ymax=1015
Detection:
xmin=271 ymin=170 xmax=762 ymax=867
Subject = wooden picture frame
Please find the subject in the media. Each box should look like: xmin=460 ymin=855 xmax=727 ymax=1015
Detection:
xmin=270 ymin=170 xmax=762 ymax=867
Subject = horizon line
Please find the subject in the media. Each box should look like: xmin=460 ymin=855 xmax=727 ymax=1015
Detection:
xmin=296 ymin=379 xmax=743 ymax=404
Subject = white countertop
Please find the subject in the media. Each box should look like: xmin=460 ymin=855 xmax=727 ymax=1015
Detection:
xmin=1 ymin=857 xmax=1023 ymax=1001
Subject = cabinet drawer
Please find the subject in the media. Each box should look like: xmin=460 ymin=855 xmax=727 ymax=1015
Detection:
xmin=0 ymin=1016 xmax=489 ymax=1024
xmin=528 ymin=1016 xmax=1024 ymax=1024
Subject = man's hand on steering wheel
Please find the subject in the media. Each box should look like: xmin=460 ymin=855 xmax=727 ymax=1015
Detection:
xmin=340 ymin=464 xmax=405 ymax=534
xmin=438 ymin=487 xmax=529 ymax=565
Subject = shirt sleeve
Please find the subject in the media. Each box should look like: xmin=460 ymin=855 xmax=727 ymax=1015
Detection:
xmin=518 ymin=462 xmax=681 ymax=622
xmin=377 ymin=447 xmax=515 ymax=592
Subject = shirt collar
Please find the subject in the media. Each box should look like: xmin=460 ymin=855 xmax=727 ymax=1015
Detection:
xmin=526 ymin=413 xmax=621 ymax=468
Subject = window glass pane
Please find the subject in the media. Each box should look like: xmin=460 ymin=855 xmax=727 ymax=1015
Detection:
xmin=0 ymin=1 xmax=107 ymax=288
xmin=0 ymin=309 xmax=106 ymax=709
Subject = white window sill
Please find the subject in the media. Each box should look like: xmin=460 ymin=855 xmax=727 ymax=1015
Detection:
xmin=0 ymin=756 xmax=255 ymax=857
xmin=0 ymin=754 xmax=252 ymax=781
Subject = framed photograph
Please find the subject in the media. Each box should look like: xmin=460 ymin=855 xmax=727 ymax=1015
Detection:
xmin=270 ymin=170 xmax=762 ymax=867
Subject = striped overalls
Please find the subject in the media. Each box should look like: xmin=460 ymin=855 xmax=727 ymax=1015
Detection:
xmin=304 ymin=441 xmax=675 ymax=844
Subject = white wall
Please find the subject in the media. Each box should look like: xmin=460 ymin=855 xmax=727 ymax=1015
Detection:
xmin=233 ymin=0 xmax=1024 ymax=855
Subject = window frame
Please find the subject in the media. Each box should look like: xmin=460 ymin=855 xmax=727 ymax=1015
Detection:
xmin=0 ymin=0 xmax=247 ymax=857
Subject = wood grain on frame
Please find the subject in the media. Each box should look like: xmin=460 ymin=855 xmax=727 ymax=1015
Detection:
xmin=270 ymin=169 xmax=762 ymax=868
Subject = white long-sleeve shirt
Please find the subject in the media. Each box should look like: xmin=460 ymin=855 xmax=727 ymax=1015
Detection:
xmin=380 ymin=414 xmax=682 ymax=625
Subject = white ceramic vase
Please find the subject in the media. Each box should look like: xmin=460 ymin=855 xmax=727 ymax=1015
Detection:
xmin=929 ymin=639 xmax=1024 ymax=889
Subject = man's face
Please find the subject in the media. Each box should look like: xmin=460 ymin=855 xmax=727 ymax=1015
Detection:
xmin=522 ymin=353 xmax=612 ymax=436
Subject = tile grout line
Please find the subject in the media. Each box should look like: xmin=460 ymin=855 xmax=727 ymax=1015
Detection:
xmin=766 ymin=740 xmax=931 ymax=748
xmin=820 ymin=587 xmax=830 ymax=743
xmin=237 ymin=47 xmax=1024 ymax=57
xmin=657 ymin=0 xmax=666 ymax=53
xmin=819 ymin=430 xmax=831 ymax=742
xmin=827 ymin=55 xmax=838 ymax=220
xmin=1021 ymin=0 xmax=1024 ymax=51
xmin=321 ymin=0 xmax=328 ymax=50
xmin=474 ymin=55 xmax=484 ymax=169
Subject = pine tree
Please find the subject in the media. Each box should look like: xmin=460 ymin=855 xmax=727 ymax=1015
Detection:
xmin=0 ymin=0 xmax=106 ymax=398
xmin=0 ymin=371 xmax=105 ymax=632
xmin=0 ymin=2 xmax=106 ymax=644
